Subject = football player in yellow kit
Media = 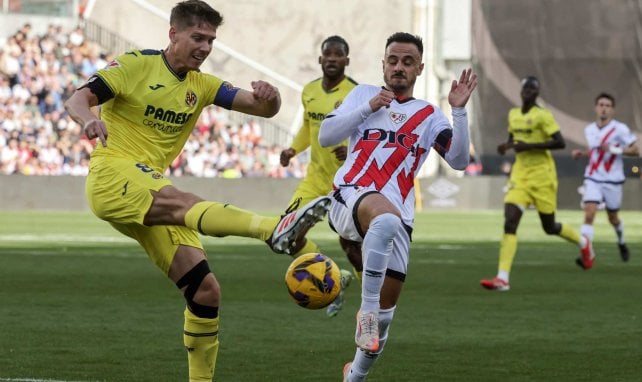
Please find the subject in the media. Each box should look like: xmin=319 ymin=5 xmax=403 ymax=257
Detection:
xmin=480 ymin=76 xmax=594 ymax=292
xmin=64 ymin=1 xmax=329 ymax=380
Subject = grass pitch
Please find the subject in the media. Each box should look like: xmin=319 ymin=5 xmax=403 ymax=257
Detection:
xmin=0 ymin=209 xmax=640 ymax=381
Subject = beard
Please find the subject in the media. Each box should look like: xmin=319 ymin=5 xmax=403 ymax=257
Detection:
xmin=386 ymin=75 xmax=413 ymax=93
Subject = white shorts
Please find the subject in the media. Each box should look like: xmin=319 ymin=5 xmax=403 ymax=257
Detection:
xmin=328 ymin=186 xmax=411 ymax=277
xmin=581 ymin=179 xmax=623 ymax=211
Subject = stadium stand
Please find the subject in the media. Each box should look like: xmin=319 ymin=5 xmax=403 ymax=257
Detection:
xmin=0 ymin=23 xmax=303 ymax=178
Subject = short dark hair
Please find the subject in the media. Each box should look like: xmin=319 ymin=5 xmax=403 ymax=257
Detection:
xmin=385 ymin=32 xmax=423 ymax=55
xmin=321 ymin=35 xmax=349 ymax=55
xmin=521 ymin=75 xmax=540 ymax=88
xmin=595 ymin=92 xmax=615 ymax=107
xmin=170 ymin=0 xmax=223 ymax=30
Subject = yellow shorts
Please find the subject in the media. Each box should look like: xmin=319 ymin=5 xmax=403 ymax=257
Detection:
xmin=86 ymin=156 xmax=203 ymax=274
xmin=286 ymin=177 xmax=332 ymax=210
xmin=503 ymin=176 xmax=557 ymax=214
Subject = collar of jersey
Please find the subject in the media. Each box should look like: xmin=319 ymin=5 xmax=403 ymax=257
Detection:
xmin=380 ymin=86 xmax=415 ymax=103
xmin=161 ymin=50 xmax=188 ymax=81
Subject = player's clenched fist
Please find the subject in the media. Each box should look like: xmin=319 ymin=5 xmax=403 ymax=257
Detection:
xmin=251 ymin=80 xmax=280 ymax=101
xmin=369 ymin=88 xmax=395 ymax=112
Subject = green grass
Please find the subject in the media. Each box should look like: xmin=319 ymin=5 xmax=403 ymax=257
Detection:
xmin=0 ymin=209 xmax=641 ymax=381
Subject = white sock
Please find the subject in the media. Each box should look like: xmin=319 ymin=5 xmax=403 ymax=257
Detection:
xmin=580 ymin=224 xmax=594 ymax=242
xmin=360 ymin=213 xmax=400 ymax=313
xmin=347 ymin=306 xmax=396 ymax=381
xmin=614 ymin=222 xmax=624 ymax=244
xmin=497 ymin=271 xmax=509 ymax=283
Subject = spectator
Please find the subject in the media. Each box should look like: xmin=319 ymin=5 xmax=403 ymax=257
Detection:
xmin=0 ymin=25 xmax=298 ymax=178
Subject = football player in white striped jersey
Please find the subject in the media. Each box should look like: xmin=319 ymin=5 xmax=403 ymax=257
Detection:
xmin=320 ymin=32 xmax=477 ymax=382
xmin=572 ymin=92 xmax=639 ymax=262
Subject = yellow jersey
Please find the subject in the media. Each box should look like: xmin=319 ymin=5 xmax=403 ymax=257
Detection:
xmin=291 ymin=76 xmax=357 ymax=187
xmin=90 ymin=49 xmax=238 ymax=172
xmin=507 ymin=105 xmax=560 ymax=181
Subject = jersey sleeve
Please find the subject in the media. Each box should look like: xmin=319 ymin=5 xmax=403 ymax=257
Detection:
xmin=196 ymin=73 xmax=239 ymax=110
xmin=620 ymin=123 xmax=637 ymax=147
xmin=506 ymin=108 xmax=516 ymax=135
xmin=329 ymin=84 xmax=367 ymax=116
xmin=212 ymin=80 xmax=239 ymax=110
xmin=319 ymin=85 xmax=373 ymax=146
xmin=428 ymin=106 xmax=470 ymax=170
xmin=541 ymin=108 xmax=561 ymax=136
xmin=291 ymin=90 xmax=311 ymax=152
xmin=94 ymin=51 xmax=137 ymax=98
xmin=583 ymin=125 xmax=592 ymax=147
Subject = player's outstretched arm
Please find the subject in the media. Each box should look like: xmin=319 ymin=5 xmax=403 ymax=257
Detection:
xmin=442 ymin=69 xmax=478 ymax=170
xmin=623 ymin=142 xmax=640 ymax=157
xmin=231 ymin=80 xmax=281 ymax=118
xmin=448 ymin=68 xmax=477 ymax=108
xmin=64 ymin=87 xmax=108 ymax=147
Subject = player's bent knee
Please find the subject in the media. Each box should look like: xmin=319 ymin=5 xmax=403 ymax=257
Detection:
xmin=371 ymin=213 xmax=401 ymax=240
xmin=542 ymin=223 xmax=561 ymax=235
xmin=176 ymin=259 xmax=219 ymax=318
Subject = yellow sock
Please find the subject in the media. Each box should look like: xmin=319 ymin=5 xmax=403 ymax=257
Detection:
xmin=558 ymin=223 xmax=581 ymax=245
xmin=184 ymin=308 xmax=219 ymax=382
xmin=185 ymin=201 xmax=278 ymax=241
xmin=292 ymin=238 xmax=320 ymax=257
xmin=498 ymin=233 xmax=518 ymax=274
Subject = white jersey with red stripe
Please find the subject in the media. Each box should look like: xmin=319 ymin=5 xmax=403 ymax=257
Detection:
xmin=329 ymin=84 xmax=452 ymax=226
xmin=583 ymin=119 xmax=637 ymax=184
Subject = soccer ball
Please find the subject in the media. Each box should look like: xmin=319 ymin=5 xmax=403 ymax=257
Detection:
xmin=284 ymin=252 xmax=341 ymax=309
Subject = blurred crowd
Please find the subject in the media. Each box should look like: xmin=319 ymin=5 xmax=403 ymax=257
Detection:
xmin=0 ymin=23 xmax=304 ymax=178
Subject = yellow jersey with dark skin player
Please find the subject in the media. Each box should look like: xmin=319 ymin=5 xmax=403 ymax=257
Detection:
xmin=290 ymin=75 xmax=357 ymax=191
xmin=507 ymin=105 xmax=560 ymax=183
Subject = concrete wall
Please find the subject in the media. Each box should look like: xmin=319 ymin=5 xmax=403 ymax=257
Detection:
xmin=85 ymin=0 xmax=419 ymax=132
xmin=2 ymin=175 xmax=641 ymax=211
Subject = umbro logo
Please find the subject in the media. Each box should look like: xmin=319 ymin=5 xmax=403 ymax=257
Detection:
xmin=149 ymin=84 xmax=165 ymax=90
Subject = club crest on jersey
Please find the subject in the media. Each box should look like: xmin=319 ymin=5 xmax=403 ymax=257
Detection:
xmin=389 ymin=111 xmax=407 ymax=124
xmin=185 ymin=90 xmax=197 ymax=107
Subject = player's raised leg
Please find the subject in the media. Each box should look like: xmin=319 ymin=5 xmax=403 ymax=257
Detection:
xmin=183 ymin=193 xmax=330 ymax=256
xmin=267 ymin=196 xmax=331 ymax=255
